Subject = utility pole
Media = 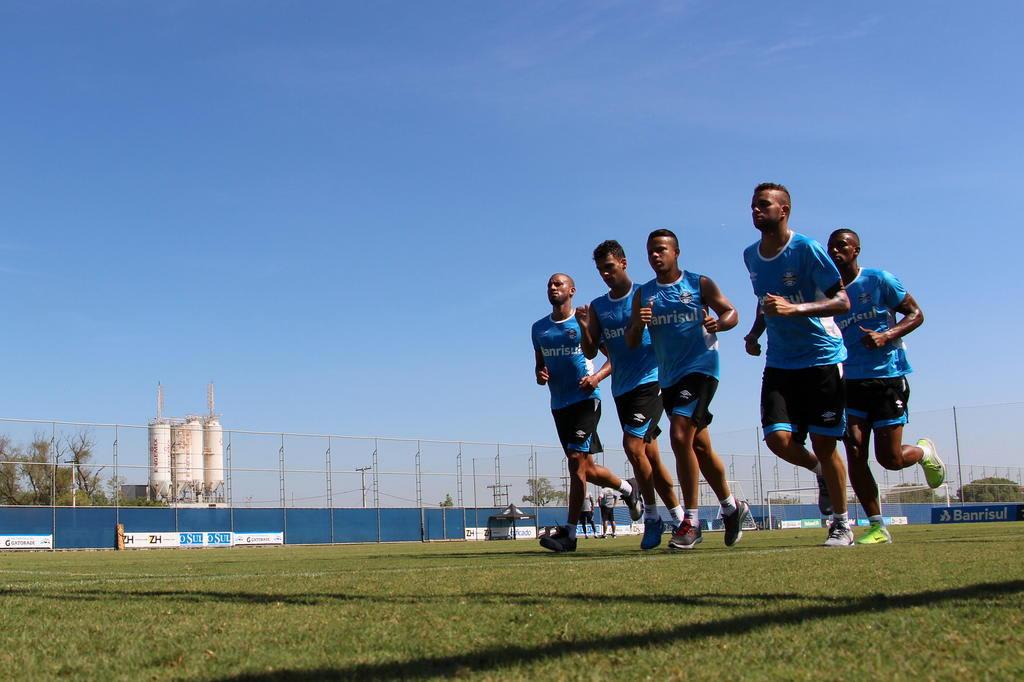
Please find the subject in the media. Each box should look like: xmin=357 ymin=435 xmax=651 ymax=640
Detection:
xmin=356 ymin=466 xmax=372 ymax=508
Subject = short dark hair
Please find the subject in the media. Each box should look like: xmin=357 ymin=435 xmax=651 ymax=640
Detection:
xmin=647 ymin=228 xmax=679 ymax=249
xmin=593 ymin=240 xmax=625 ymax=262
xmin=829 ymin=227 xmax=860 ymax=245
xmin=754 ymin=182 xmax=792 ymax=209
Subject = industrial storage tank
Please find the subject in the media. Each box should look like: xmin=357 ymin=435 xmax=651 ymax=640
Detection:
xmin=171 ymin=423 xmax=192 ymax=499
xmin=186 ymin=416 xmax=205 ymax=497
xmin=148 ymin=421 xmax=171 ymax=500
xmin=203 ymin=417 xmax=224 ymax=498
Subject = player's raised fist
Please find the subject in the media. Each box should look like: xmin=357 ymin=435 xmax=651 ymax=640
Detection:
xmin=744 ymin=335 xmax=762 ymax=356
xmin=762 ymin=293 xmax=795 ymax=317
xmin=639 ymin=297 xmax=654 ymax=324
xmin=574 ymin=304 xmax=590 ymax=324
xmin=535 ymin=366 xmax=550 ymax=385
xmin=703 ymin=313 xmax=719 ymax=333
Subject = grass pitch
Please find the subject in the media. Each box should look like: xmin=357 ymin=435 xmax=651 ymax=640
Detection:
xmin=0 ymin=523 xmax=1021 ymax=680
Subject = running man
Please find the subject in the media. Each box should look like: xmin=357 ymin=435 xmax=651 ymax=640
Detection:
xmin=580 ymin=491 xmax=597 ymax=538
xmin=827 ymin=228 xmax=946 ymax=544
xmin=599 ymin=487 xmax=617 ymax=537
xmin=743 ymin=182 xmax=854 ymax=547
xmin=626 ymin=229 xmax=752 ymax=550
xmin=576 ymin=240 xmax=685 ymax=550
xmin=532 ymin=273 xmax=641 ymax=553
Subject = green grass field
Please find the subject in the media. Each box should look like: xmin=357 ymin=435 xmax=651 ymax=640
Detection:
xmin=1 ymin=523 xmax=1021 ymax=680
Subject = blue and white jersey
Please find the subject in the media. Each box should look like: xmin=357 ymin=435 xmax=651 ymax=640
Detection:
xmin=835 ymin=268 xmax=912 ymax=380
xmin=743 ymin=232 xmax=847 ymax=370
xmin=590 ymin=285 xmax=659 ymax=397
xmin=637 ymin=271 xmax=719 ymax=386
xmin=532 ymin=313 xmax=600 ymax=410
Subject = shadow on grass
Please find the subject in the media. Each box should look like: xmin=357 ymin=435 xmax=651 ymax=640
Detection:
xmin=1 ymin=587 xmax=846 ymax=609
xmin=211 ymin=579 xmax=1024 ymax=681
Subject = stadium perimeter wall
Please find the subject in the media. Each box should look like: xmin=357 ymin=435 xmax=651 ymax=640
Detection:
xmin=0 ymin=503 xmax=959 ymax=550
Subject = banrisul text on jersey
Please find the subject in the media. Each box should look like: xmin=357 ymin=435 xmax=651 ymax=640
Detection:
xmin=835 ymin=268 xmax=912 ymax=379
xmin=638 ymin=271 xmax=719 ymax=386
xmin=590 ymin=284 xmax=658 ymax=397
xmin=743 ymin=232 xmax=847 ymax=369
xmin=531 ymin=313 xmax=600 ymax=409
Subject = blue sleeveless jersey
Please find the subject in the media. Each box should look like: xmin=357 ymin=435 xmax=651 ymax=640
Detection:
xmin=531 ymin=313 xmax=600 ymax=410
xmin=835 ymin=268 xmax=912 ymax=380
xmin=743 ymin=232 xmax=847 ymax=369
xmin=638 ymin=272 xmax=719 ymax=386
xmin=590 ymin=285 xmax=659 ymax=397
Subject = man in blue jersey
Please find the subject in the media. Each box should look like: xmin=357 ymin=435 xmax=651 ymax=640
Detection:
xmin=625 ymin=229 xmax=752 ymax=550
xmin=742 ymin=183 xmax=854 ymax=547
xmin=828 ymin=228 xmax=946 ymax=544
xmin=576 ymin=240 xmax=685 ymax=550
xmin=532 ymin=273 xmax=642 ymax=553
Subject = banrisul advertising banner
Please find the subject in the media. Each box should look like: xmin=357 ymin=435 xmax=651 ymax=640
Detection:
xmin=0 ymin=535 xmax=53 ymax=550
xmin=123 ymin=531 xmax=235 ymax=549
xmin=931 ymin=505 xmax=1022 ymax=524
xmin=232 ymin=532 xmax=284 ymax=546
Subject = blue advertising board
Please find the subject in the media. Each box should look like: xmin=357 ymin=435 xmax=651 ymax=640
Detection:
xmin=931 ymin=505 xmax=1022 ymax=524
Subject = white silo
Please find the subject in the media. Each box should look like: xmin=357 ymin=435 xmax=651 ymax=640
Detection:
xmin=203 ymin=417 xmax=224 ymax=499
xmin=171 ymin=423 xmax=192 ymax=500
xmin=186 ymin=416 xmax=205 ymax=498
xmin=148 ymin=421 xmax=171 ymax=500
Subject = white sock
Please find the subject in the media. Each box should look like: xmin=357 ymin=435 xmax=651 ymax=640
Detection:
xmin=617 ymin=480 xmax=633 ymax=496
xmin=869 ymin=514 xmax=884 ymax=526
xmin=565 ymin=523 xmax=577 ymax=539
xmin=643 ymin=504 xmax=659 ymax=521
xmin=812 ymin=463 xmax=823 ymax=477
xmin=832 ymin=511 xmax=849 ymax=525
xmin=684 ymin=508 xmax=699 ymax=523
xmin=668 ymin=506 xmax=684 ymax=524
xmin=719 ymin=494 xmax=737 ymax=516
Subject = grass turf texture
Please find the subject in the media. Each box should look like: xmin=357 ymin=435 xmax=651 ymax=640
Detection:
xmin=0 ymin=523 xmax=1021 ymax=680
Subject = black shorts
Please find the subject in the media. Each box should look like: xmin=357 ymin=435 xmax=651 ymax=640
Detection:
xmin=846 ymin=376 xmax=910 ymax=430
xmin=599 ymin=505 xmax=615 ymax=522
xmin=761 ymin=364 xmax=846 ymax=439
xmin=661 ymin=373 xmax=718 ymax=429
xmin=614 ymin=381 xmax=664 ymax=442
xmin=552 ymin=398 xmax=604 ymax=457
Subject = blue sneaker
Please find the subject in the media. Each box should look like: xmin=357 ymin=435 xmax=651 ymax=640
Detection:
xmin=640 ymin=517 xmax=665 ymax=550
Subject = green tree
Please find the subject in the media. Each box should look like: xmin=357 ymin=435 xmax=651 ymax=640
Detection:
xmin=958 ymin=477 xmax=1024 ymax=503
xmin=769 ymin=495 xmax=801 ymax=505
xmin=0 ymin=435 xmax=23 ymax=504
xmin=522 ymin=477 xmax=567 ymax=506
xmin=439 ymin=493 xmax=454 ymax=507
xmin=881 ymin=482 xmax=942 ymax=504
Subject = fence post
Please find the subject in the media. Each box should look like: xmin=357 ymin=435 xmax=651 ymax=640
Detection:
xmin=755 ymin=427 xmax=766 ymax=526
xmin=50 ymin=422 xmax=56 ymax=551
xmin=227 ymin=431 xmax=234 ymax=537
xmin=416 ymin=440 xmax=424 ymax=541
xmin=373 ymin=439 xmax=380 ymax=543
xmin=456 ymin=443 xmax=464 ymax=541
xmin=279 ymin=434 xmax=287 ymax=542
xmin=113 ymin=425 xmax=120 ymax=525
xmin=953 ymin=406 xmax=964 ymax=501
xmin=326 ymin=436 xmax=334 ymax=544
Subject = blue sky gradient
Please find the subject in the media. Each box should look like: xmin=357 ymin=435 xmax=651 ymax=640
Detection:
xmin=1 ymin=2 xmax=1021 ymax=461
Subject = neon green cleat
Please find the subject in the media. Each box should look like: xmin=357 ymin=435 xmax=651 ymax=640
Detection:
xmin=856 ymin=523 xmax=892 ymax=545
xmin=917 ymin=438 xmax=946 ymax=489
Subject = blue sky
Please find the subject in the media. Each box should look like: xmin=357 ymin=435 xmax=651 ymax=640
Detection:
xmin=1 ymin=2 xmax=1021 ymax=467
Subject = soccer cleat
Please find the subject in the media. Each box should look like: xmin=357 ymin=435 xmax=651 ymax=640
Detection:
xmin=622 ymin=478 xmax=643 ymax=521
xmin=816 ymin=474 xmax=833 ymax=516
xmin=723 ymin=500 xmax=751 ymax=547
xmin=539 ymin=525 xmax=577 ymax=553
xmin=823 ymin=519 xmax=854 ymax=547
xmin=640 ymin=517 xmax=665 ymax=550
xmin=856 ymin=523 xmax=892 ymax=545
xmin=668 ymin=519 xmax=703 ymax=550
xmin=917 ymin=438 xmax=946 ymax=489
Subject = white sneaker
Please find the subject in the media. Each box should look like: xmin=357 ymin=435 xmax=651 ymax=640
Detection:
xmin=823 ymin=520 xmax=854 ymax=547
